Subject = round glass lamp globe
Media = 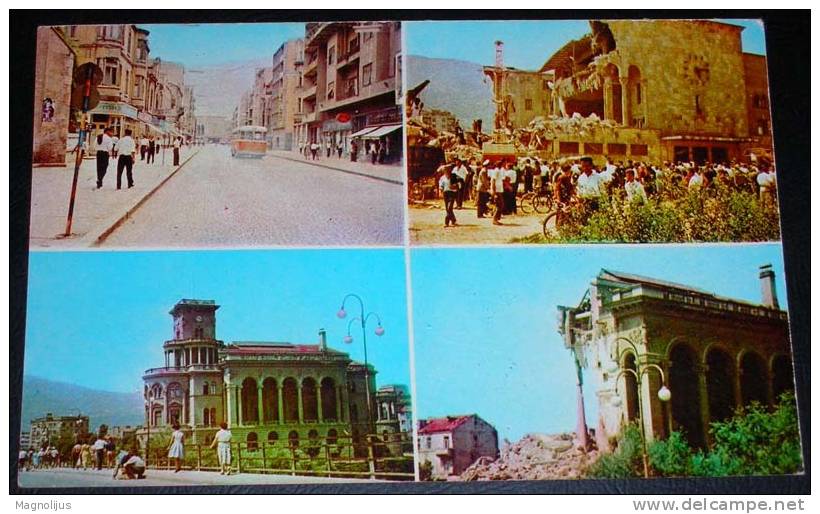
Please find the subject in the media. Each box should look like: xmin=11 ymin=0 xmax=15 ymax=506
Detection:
xmin=374 ymin=326 xmax=385 ymax=336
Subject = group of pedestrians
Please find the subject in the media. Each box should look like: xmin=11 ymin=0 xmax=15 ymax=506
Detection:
xmin=434 ymin=154 xmax=778 ymax=228
xmin=18 ymin=445 xmax=60 ymax=471
xmin=299 ymin=137 xmax=391 ymax=165
xmin=94 ymin=128 xmax=185 ymax=190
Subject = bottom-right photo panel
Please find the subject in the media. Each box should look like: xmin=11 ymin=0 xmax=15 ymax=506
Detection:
xmin=410 ymin=244 xmax=802 ymax=481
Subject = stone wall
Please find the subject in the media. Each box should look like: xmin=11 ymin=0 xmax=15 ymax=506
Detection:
xmin=32 ymin=27 xmax=74 ymax=166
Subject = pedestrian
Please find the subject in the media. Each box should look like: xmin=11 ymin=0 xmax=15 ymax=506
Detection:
xmin=93 ymin=434 xmax=107 ymax=470
xmin=350 ymin=140 xmax=358 ymax=162
xmin=490 ymin=162 xmax=507 ymax=225
xmin=18 ymin=449 xmax=28 ymax=472
xmin=113 ymin=448 xmax=146 ymax=480
xmin=80 ymin=439 xmax=91 ymax=470
xmin=337 ymin=140 xmax=344 ymax=158
xmin=476 ymin=160 xmax=491 ymax=218
xmin=95 ymin=127 xmax=114 ymax=189
xmin=167 ymin=423 xmax=185 ymax=473
xmin=439 ymin=166 xmax=458 ymax=227
xmin=147 ymin=137 xmax=155 ymax=164
xmin=110 ymin=133 xmax=119 ymax=159
xmin=503 ymin=161 xmax=517 ymax=215
xmin=115 ymin=129 xmax=137 ymax=189
xmin=105 ymin=436 xmax=116 ymax=468
xmin=624 ymin=168 xmax=648 ymax=204
xmin=451 ymin=159 xmax=467 ymax=209
xmin=173 ymin=136 xmax=181 ymax=166
xmin=139 ymin=135 xmax=149 ymax=160
xmin=310 ymin=141 xmax=319 ymax=160
xmin=71 ymin=442 xmax=82 ymax=469
xmin=325 ymin=139 xmax=332 ymax=158
xmin=209 ymin=422 xmax=233 ymax=475
xmin=370 ymin=141 xmax=378 ymax=165
xmin=524 ymin=159 xmax=534 ymax=193
xmin=576 ymin=156 xmax=602 ymax=209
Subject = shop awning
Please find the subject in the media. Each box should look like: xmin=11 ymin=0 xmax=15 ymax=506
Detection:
xmin=361 ymin=124 xmax=402 ymax=138
xmin=350 ymin=126 xmax=379 ymax=138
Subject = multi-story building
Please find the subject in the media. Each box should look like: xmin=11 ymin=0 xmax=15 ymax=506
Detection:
xmin=270 ymin=39 xmax=304 ymax=150
xmin=20 ymin=431 xmax=31 ymax=450
xmin=417 ymin=414 xmax=499 ymax=479
xmin=488 ymin=20 xmax=773 ymax=164
xmin=557 ymin=265 xmax=793 ymax=451
xmin=29 ymin=413 xmax=90 ymax=449
xmin=196 ymin=115 xmax=232 ymax=143
xmin=32 ymin=26 xmax=75 ymax=166
xmin=137 ymin=299 xmax=403 ymax=455
xmin=179 ymin=85 xmax=197 ymax=141
xmin=420 ymin=108 xmax=460 ymax=135
xmin=296 ymin=21 xmax=403 ymax=163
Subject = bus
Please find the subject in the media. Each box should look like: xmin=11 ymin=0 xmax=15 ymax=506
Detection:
xmin=231 ymin=125 xmax=267 ymax=158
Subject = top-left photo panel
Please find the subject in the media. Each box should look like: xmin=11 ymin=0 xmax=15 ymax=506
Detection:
xmin=30 ymin=21 xmax=405 ymax=249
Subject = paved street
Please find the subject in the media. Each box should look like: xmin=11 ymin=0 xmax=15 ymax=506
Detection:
xmin=101 ymin=144 xmax=405 ymax=247
xmin=17 ymin=467 xmax=376 ymax=488
xmin=409 ymin=199 xmax=544 ymax=245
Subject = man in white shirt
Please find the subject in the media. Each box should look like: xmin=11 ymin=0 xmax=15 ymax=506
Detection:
xmin=756 ymin=166 xmax=777 ymax=208
xmin=439 ymin=167 xmax=459 ymax=227
xmin=624 ymin=168 xmax=647 ymax=204
xmin=688 ymin=169 xmax=704 ymax=190
xmin=451 ymin=159 xmax=468 ymax=209
xmin=173 ymin=136 xmax=181 ymax=166
xmin=139 ymin=135 xmax=149 ymax=160
xmin=95 ymin=127 xmax=114 ymax=189
xmin=115 ymin=129 xmax=137 ymax=189
xmin=489 ymin=163 xmax=508 ymax=225
xmin=576 ymin=157 xmax=602 ymax=207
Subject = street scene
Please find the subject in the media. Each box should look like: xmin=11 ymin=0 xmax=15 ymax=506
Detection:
xmin=20 ymin=250 xmax=414 ymax=486
xmin=30 ymin=21 xmax=404 ymax=248
xmin=405 ymin=19 xmax=780 ymax=245
xmin=411 ymin=245 xmax=800 ymax=480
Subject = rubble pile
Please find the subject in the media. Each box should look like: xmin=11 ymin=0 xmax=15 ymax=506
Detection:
xmin=407 ymin=116 xmax=486 ymax=159
xmin=513 ymin=112 xmax=619 ymax=151
xmin=460 ymin=433 xmax=600 ymax=481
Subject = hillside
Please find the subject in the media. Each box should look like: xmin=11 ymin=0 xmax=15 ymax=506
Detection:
xmin=407 ymin=55 xmax=495 ymax=128
xmin=19 ymin=376 xmax=143 ymax=433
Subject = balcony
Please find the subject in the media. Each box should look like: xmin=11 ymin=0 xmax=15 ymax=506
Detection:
xmin=143 ymin=364 xmax=221 ymax=378
xmin=300 ymin=84 xmax=317 ymax=100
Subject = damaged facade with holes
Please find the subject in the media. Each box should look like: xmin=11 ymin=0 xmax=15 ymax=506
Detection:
xmin=137 ymin=299 xmax=408 ymax=455
xmin=492 ymin=20 xmax=773 ymax=164
xmin=557 ymin=266 xmax=793 ymax=452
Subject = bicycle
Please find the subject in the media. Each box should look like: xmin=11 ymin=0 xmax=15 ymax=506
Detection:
xmin=542 ymin=197 xmax=590 ymax=239
xmin=520 ymin=187 xmax=554 ymax=215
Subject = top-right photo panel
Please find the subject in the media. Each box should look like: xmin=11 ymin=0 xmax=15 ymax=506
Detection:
xmin=405 ymin=19 xmax=780 ymax=245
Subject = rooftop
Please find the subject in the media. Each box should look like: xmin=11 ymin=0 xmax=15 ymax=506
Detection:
xmin=224 ymin=342 xmax=343 ymax=355
xmin=418 ymin=415 xmax=473 ymax=435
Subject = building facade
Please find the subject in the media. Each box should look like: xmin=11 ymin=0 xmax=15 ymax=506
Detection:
xmin=557 ymin=265 xmax=794 ymax=451
xmin=138 ymin=299 xmax=401 ymax=454
xmin=491 ymin=20 xmax=773 ymax=164
xmin=295 ymin=21 xmax=403 ymax=163
xmin=420 ymin=108 xmax=460 ymax=135
xmin=270 ymin=39 xmax=304 ymax=150
xmin=417 ymin=414 xmax=499 ymax=479
xmin=32 ymin=26 xmax=75 ymax=166
xmin=196 ymin=115 xmax=232 ymax=143
xmin=29 ymin=413 xmax=90 ymax=449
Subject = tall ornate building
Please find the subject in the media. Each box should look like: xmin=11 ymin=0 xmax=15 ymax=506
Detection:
xmin=558 ymin=265 xmax=793 ymax=450
xmin=270 ymin=39 xmax=304 ymax=150
xmin=138 ymin=299 xmax=399 ymax=449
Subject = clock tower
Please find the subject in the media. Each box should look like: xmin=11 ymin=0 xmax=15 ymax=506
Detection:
xmin=170 ymin=299 xmax=219 ymax=341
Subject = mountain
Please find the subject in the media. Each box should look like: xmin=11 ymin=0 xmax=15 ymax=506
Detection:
xmin=19 ymin=376 xmax=143 ymax=432
xmin=186 ymin=58 xmax=269 ymax=117
xmin=407 ymin=55 xmax=495 ymax=128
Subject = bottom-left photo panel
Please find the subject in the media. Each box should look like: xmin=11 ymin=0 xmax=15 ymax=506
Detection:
xmin=19 ymin=249 xmax=415 ymax=487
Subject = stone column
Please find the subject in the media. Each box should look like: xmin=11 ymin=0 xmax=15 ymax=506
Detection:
xmin=337 ymin=386 xmax=344 ymax=422
xmin=619 ymin=76 xmax=630 ymax=127
xmin=603 ymin=78 xmax=615 ymax=122
xmin=277 ymin=385 xmax=284 ymax=423
xmin=697 ymin=365 xmax=711 ymax=446
xmin=257 ymin=384 xmax=264 ymax=425
xmin=297 ymin=381 xmax=304 ymax=424
xmin=317 ymin=382 xmax=324 ymax=422
xmin=236 ymin=384 xmax=243 ymax=426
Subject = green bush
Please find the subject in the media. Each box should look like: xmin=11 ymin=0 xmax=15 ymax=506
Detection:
xmin=586 ymin=423 xmax=643 ymax=479
xmin=647 ymin=431 xmax=693 ymax=477
xmin=418 ymin=459 xmax=433 ymax=481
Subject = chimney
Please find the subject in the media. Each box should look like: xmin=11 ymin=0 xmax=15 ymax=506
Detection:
xmin=759 ymin=264 xmax=779 ymax=308
xmin=318 ymin=328 xmax=327 ymax=352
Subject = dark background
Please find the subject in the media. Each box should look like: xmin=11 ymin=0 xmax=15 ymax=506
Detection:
xmin=9 ymin=10 xmax=810 ymax=495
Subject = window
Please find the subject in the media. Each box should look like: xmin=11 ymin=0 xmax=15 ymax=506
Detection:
xmin=585 ymin=142 xmax=603 ymax=154
xmin=695 ymin=95 xmax=704 ymax=117
xmin=443 ymin=435 xmax=450 ymax=448
xmin=559 ymin=141 xmax=579 ymax=155
xmin=363 ymin=31 xmax=373 ymax=42
xmin=362 ymin=63 xmax=373 ymax=87
xmin=125 ymin=70 xmax=130 ymax=95
xmin=134 ymin=76 xmax=143 ymax=98
xmin=288 ymin=430 xmax=299 ymax=448
xmin=327 ymin=46 xmax=335 ymax=66
xmin=326 ymin=429 xmax=338 ymax=446
xmin=525 ymin=98 xmax=533 ymax=111
xmin=210 ymin=382 xmax=217 ymax=395
xmin=327 ymin=81 xmax=335 ymax=100
xmin=246 ymin=432 xmax=258 ymax=451
xmin=425 ymin=436 xmax=431 ymax=449
xmin=203 ymin=408 xmax=210 ymax=426
xmin=268 ymin=431 xmax=279 ymax=444
xmin=346 ymin=75 xmax=358 ymax=97
xmin=607 ymin=143 xmax=627 ymax=155
xmin=636 ymin=83 xmax=642 ymax=105
xmin=348 ymin=34 xmax=360 ymax=54
xmin=102 ymin=59 xmax=119 ymax=86
xmin=630 ymin=144 xmax=649 ymax=156
xmin=68 ymin=25 xmax=77 ymax=38
xmin=210 ymin=407 xmax=216 ymax=425
xmin=202 ymin=382 xmax=209 ymax=395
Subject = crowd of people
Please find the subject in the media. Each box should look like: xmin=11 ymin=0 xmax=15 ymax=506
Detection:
xmin=90 ymin=128 xmax=187 ymax=190
xmin=434 ymin=154 xmax=777 ymax=228
xmin=299 ymin=138 xmax=393 ymax=165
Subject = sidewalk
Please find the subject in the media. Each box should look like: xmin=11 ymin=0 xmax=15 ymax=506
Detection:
xmin=29 ymin=147 xmax=197 ymax=249
xmin=267 ymin=150 xmax=404 ymax=185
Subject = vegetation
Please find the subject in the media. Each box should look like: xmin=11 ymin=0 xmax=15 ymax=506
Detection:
xmin=586 ymin=393 xmax=803 ymax=478
xmin=418 ymin=459 xmax=433 ymax=481
xmin=516 ymin=182 xmax=780 ymax=244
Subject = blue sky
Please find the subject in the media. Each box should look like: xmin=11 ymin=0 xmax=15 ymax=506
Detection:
xmin=410 ymin=244 xmax=788 ymax=442
xmin=24 ymin=249 xmax=410 ymax=395
xmin=141 ymin=23 xmax=305 ymax=68
xmin=406 ymin=19 xmax=767 ymax=68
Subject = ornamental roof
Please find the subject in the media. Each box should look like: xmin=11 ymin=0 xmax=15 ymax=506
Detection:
xmin=224 ymin=342 xmax=345 ymax=356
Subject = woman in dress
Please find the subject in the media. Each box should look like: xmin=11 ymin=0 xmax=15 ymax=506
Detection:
xmin=80 ymin=439 xmax=92 ymax=470
xmin=167 ymin=423 xmax=185 ymax=473
xmin=209 ymin=422 xmax=233 ymax=475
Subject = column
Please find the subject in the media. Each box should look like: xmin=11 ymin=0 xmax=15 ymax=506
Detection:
xmin=257 ymin=384 xmax=264 ymax=425
xmin=236 ymin=384 xmax=243 ymax=426
xmin=277 ymin=385 xmax=284 ymax=423
xmin=337 ymin=386 xmax=343 ymax=422
xmin=603 ymin=78 xmax=615 ymax=122
xmin=317 ymin=382 xmax=324 ymax=422
xmin=697 ymin=365 xmax=711 ymax=446
xmin=619 ymin=76 xmax=630 ymax=127
xmin=297 ymin=381 xmax=304 ymax=424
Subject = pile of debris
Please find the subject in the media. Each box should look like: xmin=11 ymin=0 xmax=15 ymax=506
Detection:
xmin=407 ymin=116 xmax=487 ymax=156
xmin=460 ymin=433 xmax=600 ymax=481
xmin=512 ymin=113 xmax=619 ymax=151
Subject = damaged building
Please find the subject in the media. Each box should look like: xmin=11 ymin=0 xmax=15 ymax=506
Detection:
xmin=491 ymin=20 xmax=773 ymax=164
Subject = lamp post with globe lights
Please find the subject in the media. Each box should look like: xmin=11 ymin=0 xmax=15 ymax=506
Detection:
xmin=607 ymin=336 xmax=671 ymax=478
xmin=336 ymin=294 xmax=385 ymax=433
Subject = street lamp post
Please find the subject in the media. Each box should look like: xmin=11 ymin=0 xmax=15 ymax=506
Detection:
xmin=608 ymin=336 xmax=671 ymax=478
xmin=336 ymin=294 xmax=385 ymax=434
